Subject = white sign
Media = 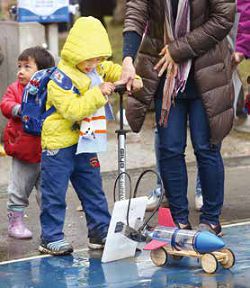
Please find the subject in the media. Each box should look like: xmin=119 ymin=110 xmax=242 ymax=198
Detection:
xmin=17 ymin=0 xmax=69 ymax=23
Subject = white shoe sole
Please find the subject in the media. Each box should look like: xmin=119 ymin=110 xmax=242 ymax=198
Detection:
xmin=88 ymin=243 xmax=104 ymax=250
xmin=39 ymin=245 xmax=73 ymax=255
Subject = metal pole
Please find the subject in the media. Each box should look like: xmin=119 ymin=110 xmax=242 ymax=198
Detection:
xmin=118 ymin=93 xmax=126 ymax=200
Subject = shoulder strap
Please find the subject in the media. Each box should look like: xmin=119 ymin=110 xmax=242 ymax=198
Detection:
xmin=50 ymin=68 xmax=80 ymax=95
xmin=42 ymin=68 xmax=80 ymax=120
xmin=41 ymin=106 xmax=56 ymax=121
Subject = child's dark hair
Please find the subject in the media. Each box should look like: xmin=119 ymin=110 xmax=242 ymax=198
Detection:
xmin=18 ymin=46 xmax=55 ymax=70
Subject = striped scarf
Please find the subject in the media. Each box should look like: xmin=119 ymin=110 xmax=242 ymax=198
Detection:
xmin=76 ymin=69 xmax=114 ymax=154
xmin=159 ymin=0 xmax=192 ymax=126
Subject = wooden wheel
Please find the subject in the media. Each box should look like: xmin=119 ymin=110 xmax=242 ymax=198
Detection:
xmin=150 ymin=248 xmax=168 ymax=267
xmin=220 ymin=248 xmax=235 ymax=269
xmin=201 ymin=253 xmax=218 ymax=274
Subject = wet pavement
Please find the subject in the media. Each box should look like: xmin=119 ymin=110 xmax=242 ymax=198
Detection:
xmin=0 ymin=111 xmax=250 ymax=264
xmin=0 ymin=223 xmax=249 ymax=288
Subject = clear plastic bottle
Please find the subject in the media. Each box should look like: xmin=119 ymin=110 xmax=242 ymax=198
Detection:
xmin=148 ymin=226 xmax=197 ymax=251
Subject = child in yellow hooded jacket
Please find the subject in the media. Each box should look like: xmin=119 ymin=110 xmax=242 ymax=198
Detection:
xmin=39 ymin=16 xmax=142 ymax=255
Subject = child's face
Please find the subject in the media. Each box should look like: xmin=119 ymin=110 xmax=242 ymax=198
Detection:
xmin=17 ymin=57 xmax=38 ymax=86
xmin=77 ymin=57 xmax=105 ymax=73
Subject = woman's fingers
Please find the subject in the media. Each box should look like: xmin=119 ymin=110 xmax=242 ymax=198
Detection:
xmin=159 ymin=46 xmax=167 ymax=56
xmin=158 ymin=61 xmax=170 ymax=77
xmin=126 ymin=77 xmax=134 ymax=92
xmin=167 ymin=62 xmax=173 ymax=74
xmin=173 ymin=64 xmax=178 ymax=77
xmin=154 ymin=54 xmax=170 ymax=71
xmin=154 ymin=55 xmax=165 ymax=70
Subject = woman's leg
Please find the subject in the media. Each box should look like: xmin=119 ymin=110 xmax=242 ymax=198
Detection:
xmin=189 ymin=98 xmax=224 ymax=226
xmin=155 ymin=98 xmax=189 ymax=225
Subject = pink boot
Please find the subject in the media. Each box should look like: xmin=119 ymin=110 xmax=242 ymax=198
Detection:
xmin=8 ymin=211 xmax=33 ymax=239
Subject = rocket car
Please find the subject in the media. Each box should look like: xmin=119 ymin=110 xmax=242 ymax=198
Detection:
xmin=143 ymin=208 xmax=235 ymax=274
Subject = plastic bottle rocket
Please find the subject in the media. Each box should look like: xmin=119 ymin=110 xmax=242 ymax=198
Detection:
xmin=146 ymin=226 xmax=225 ymax=253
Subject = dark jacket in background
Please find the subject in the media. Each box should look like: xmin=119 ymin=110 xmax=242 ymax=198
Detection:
xmin=124 ymin=0 xmax=236 ymax=145
xmin=79 ymin=0 xmax=116 ymax=18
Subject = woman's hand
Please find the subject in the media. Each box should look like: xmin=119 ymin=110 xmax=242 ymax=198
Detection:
xmin=131 ymin=79 xmax=143 ymax=91
xmin=120 ymin=56 xmax=136 ymax=91
xmin=154 ymin=45 xmax=178 ymax=78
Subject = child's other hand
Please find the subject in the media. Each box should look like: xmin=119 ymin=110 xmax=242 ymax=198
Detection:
xmin=132 ymin=79 xmax=143 ymax=92
xmin=99 ymin=82 xmax=115 ymax=96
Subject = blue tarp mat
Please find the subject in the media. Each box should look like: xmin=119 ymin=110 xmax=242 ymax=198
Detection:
xmin=0 ymin=223 xmax=250 ymax=288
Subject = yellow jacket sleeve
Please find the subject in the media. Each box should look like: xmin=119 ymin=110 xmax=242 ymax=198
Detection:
xmin=100 ymin=60 xmax=122 ymax=83
xmin=47 ymin=80 xmax=107 ymax=122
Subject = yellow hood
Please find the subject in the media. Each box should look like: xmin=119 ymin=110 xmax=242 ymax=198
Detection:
xmin=60 ymin=17 xmax=112 ymax=67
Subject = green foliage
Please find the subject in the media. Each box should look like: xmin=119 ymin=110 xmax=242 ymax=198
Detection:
xmin=105 ymin=17 xmax=123 ymax=64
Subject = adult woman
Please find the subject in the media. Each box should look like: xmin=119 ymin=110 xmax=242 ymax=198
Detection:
xmin=121 ymin=0 xmax=235 ymax=235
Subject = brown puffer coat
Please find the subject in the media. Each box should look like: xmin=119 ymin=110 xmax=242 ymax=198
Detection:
xmin=124 ymin=0 xmax=236 ymax=145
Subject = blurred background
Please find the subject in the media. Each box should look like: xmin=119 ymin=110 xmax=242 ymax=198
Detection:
xmin=0 ymin=0 xmax=249 ymax=140
xmin=0 ymin=1 xmax=250 ymax=263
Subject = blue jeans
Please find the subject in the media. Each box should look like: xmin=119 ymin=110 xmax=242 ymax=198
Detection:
xmin=155 ymin=96 xmax=224 ymax=225
xmin=40 ymin=145 xmax=111 ymax=243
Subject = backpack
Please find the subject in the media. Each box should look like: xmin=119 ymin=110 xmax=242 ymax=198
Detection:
xmin=21 ymin=67 xmax=79 ymax=136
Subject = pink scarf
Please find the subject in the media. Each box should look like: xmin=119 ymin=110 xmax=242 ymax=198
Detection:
xmin=159 ymin=0 xmax=192 ymax=126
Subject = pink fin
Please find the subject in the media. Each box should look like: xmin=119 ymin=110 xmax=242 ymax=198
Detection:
xmin=158 ymin=208 xmax=176 ymax=227
xmin=144 ymin=240 xmax=168 ymax=250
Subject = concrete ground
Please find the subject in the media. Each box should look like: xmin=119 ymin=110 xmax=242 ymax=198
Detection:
xmin=0 ymin=112 xmax=250 ymax=262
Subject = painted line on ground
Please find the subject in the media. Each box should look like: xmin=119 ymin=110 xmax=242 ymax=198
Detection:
xmin=223 ymin=221 xmax=250 ymax=228
xmin=1 ymin=221 xmax=250 ymax=266
xmin=0 ymin=247 xmax=89 ymax=266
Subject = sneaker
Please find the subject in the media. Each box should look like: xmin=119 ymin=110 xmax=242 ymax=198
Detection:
xmin=88 ymin=236 xmax=106 ymax=250
xmin=198 ymin=222 xmax=222 ymax=237
xmin=146 ymin=187 xmax=168 ymax=212
xmin=195 ymin=194 xmax=203 ymax=211
xmin=39 ymin=239 xmax=73 ymax=255
xmin=176 ymin=221 xmax=192 ymax=230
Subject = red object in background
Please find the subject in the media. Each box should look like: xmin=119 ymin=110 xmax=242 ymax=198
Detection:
xmin=0 ymin=81 xmax=41 ymax=163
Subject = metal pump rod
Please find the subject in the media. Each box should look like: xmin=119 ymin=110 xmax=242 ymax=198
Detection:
xmin=114 ymin=84 xmax=129 ymax=200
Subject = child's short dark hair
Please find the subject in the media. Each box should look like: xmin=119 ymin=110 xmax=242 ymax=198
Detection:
xmin=18 ymin=46 xmax=55 ymax=70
